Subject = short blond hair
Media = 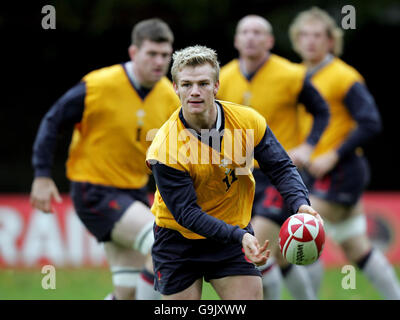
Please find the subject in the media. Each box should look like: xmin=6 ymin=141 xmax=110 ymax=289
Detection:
xmin=171 ymin=45 xmax=220 ymax=83
xmin=289 ymin=7 xmax=343 ymax=56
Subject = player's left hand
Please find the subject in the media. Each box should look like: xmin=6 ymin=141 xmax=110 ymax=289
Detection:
xmin=242 ymin=233 xmax=270 ymax=267
xmin=297 ymin=204 xmax=324 ymax=226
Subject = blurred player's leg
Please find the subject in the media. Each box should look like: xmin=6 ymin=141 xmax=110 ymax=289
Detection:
xmin=307 ymin=194 xmax=360 ymax=298
xmin=252 ymin=215 xmax=316 ymax=299
xmin=252 ymin=217 xmax=282 ymax=299
xmin=109 ymin=201 xmax=159 ymax=299
xmin=305 ymin=259 xmax=324 ymax=296
xmin=342 ymin=234 xmax=400 ymax=300
xmin=275 ymin=249 xmax=317 ymax=300
xmin=71 ymin=183 xmax=157 ymax=299
xmin=359 ymin=249 xmax=400 ymax=299
xmin=111 ymin=201 xmax=154 ymax=252
xmin=104 ymin=241 xmax=144 ymax=299
xmin=258 ymin=258 xmax=282 ymax=299
xmin=136 ymin=254 xmax=160 ymax=300
xmin=314 ymin=196 xmax=400 ymax=300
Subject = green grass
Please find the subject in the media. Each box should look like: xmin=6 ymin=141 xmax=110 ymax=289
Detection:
xmin=1 ymin=266 xmax=398 ymax=300
xmin=0 ymin=268 xmax=113 ymax=300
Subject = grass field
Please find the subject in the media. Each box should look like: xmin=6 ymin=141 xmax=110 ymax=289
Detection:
xmin=1 ymin=266 xmax=399 ymax=300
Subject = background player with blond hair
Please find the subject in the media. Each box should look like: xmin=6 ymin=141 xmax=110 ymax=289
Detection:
xmin=289 ymin=7 xmax=400 ymax=299
xmin=30 ymin=18 xmax=180 ymax=300
xmin=217 ymin=15 xmax=329 ymax=299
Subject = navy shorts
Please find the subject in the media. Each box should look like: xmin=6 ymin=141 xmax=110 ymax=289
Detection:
xmin=251 ymin=169 xmax=292 ymax=226
xmin=70 ymin=181 xmax=149 ymax=242
xmin=152 ymin=225 xmax=261 ymax=295
xmin=301 ymin=153 xmax=370 ymax=206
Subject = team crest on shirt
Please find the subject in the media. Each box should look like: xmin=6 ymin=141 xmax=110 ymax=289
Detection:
xmin=219 ymin=158 xmax=231 ymax=175
xmin=243 ymin=91 xmax=252 ymax=106
xmin=219 ymin=158 xmax=238 ymax=191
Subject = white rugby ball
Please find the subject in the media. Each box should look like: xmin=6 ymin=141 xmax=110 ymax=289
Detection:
xmin=279 ymin=213 xmax=325 ymax=265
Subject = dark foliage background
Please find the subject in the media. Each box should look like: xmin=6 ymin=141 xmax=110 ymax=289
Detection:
xmin=1 ymin=0 xmax=399 ymax=192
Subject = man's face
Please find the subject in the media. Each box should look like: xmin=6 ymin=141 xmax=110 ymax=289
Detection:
xmin=129 ymin=39 xmax=173 ymax=86
xmin=296 ymin=20 xmax=333 ymax=63
xmin=173 ymin=63 xmax=219 ymax=115
xmin=234 ymin=17 xmax=274 ymax=59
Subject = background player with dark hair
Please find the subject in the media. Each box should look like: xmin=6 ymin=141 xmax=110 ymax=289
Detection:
xmin=30 ymin=18 xmax=180 ymax=300
xmin=217 ymin=15 xmax=330 ymax=299
xmin=289 ymin=7 xmax=400 ymax=299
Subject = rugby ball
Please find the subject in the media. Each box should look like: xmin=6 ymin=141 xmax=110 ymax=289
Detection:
xmin=279 ymin=213 xmax=325 ymax=265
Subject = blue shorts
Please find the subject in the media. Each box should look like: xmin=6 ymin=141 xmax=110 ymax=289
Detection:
xmin=70 ymin=181 xmax=149 ymax=242
xmin=151 ymin=225 xmax=261 ymax=295
xmin=251 ymin=169 xmax=292 ymax=226
xmin=301 ymin=153 xmax=370 ymax=206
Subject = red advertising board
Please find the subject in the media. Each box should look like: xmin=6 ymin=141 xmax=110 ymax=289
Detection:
xmin=0 ymin=193 xmax=399 ymax=268
xmin=0 ymin=195 xmax=106 ymax=267
xmin=321 ymin=192 xmax=400 ymax=266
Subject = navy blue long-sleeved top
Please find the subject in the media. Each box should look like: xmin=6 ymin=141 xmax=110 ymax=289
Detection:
xmin=338 ymin=82 xmax=382 ymax=158
xmin=298 ymin=78 xmax=330 ymax=146
xmin=32 ymin=82 xmax=86 ymax=177
xmin=305 ymin=55 xmax=382 ymax=158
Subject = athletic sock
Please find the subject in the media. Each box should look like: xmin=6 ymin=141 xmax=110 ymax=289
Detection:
xmin=136 ymin=268 xmax=161 ymax=300
xmin=258 ymin=259 xmax=282 ymax=300
xmin=281 ymin=264 xmax=317 ymax=300
xmin=305 ymin=259 xmax=324 ymax=297
xmin=358 ymin=248 xmax=400 ymax=299
xmin=110 ymin=266 xmax=140 ymax=299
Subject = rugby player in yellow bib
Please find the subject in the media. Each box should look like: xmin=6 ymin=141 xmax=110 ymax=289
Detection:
xmin=146 ymin=45 xmax=322 ymax=300
xmin=290 ymin=7 xmax=400 ymax=299
xmin=30 ymin=19 xmax=180 ymax=300
xmin=217 ymin=15 xmax=330 ymax=300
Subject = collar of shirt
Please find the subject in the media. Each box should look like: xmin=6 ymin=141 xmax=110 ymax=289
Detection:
xmin=124 ymin=61 xmax=152 ymax=99
xmin=306 ymin=53 xmax=334 ymax=79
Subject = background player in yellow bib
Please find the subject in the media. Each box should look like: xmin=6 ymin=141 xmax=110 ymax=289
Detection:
xmin=146 ymin=45 xmax=322 ymax=300
xmin=217 ymin=15 xmax=330 ymax=299
xmin=290 ymin=7 xmax=400 ymax=299
xmin=30 ymin=19 xmax=180 ymax=300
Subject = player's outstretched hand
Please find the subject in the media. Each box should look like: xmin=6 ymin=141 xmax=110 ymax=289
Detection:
xmin=242 ymin=233 xmax=270 ymax=267
xmin=30 ymin=177 xmax=62 ymax=213
xmin=298 ymin=204 xmax=324 ymax=226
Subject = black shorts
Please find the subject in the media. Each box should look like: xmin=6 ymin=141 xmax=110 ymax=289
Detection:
xmin=70 ymin=181 xmax=149 ymax=242
xmin=151 ymin=225 xmax=261 ymax=295
xmin=301 ymin=153 xmax=370 ymax=206
xmin=251 ymin=169 xmax=292 ymax=226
